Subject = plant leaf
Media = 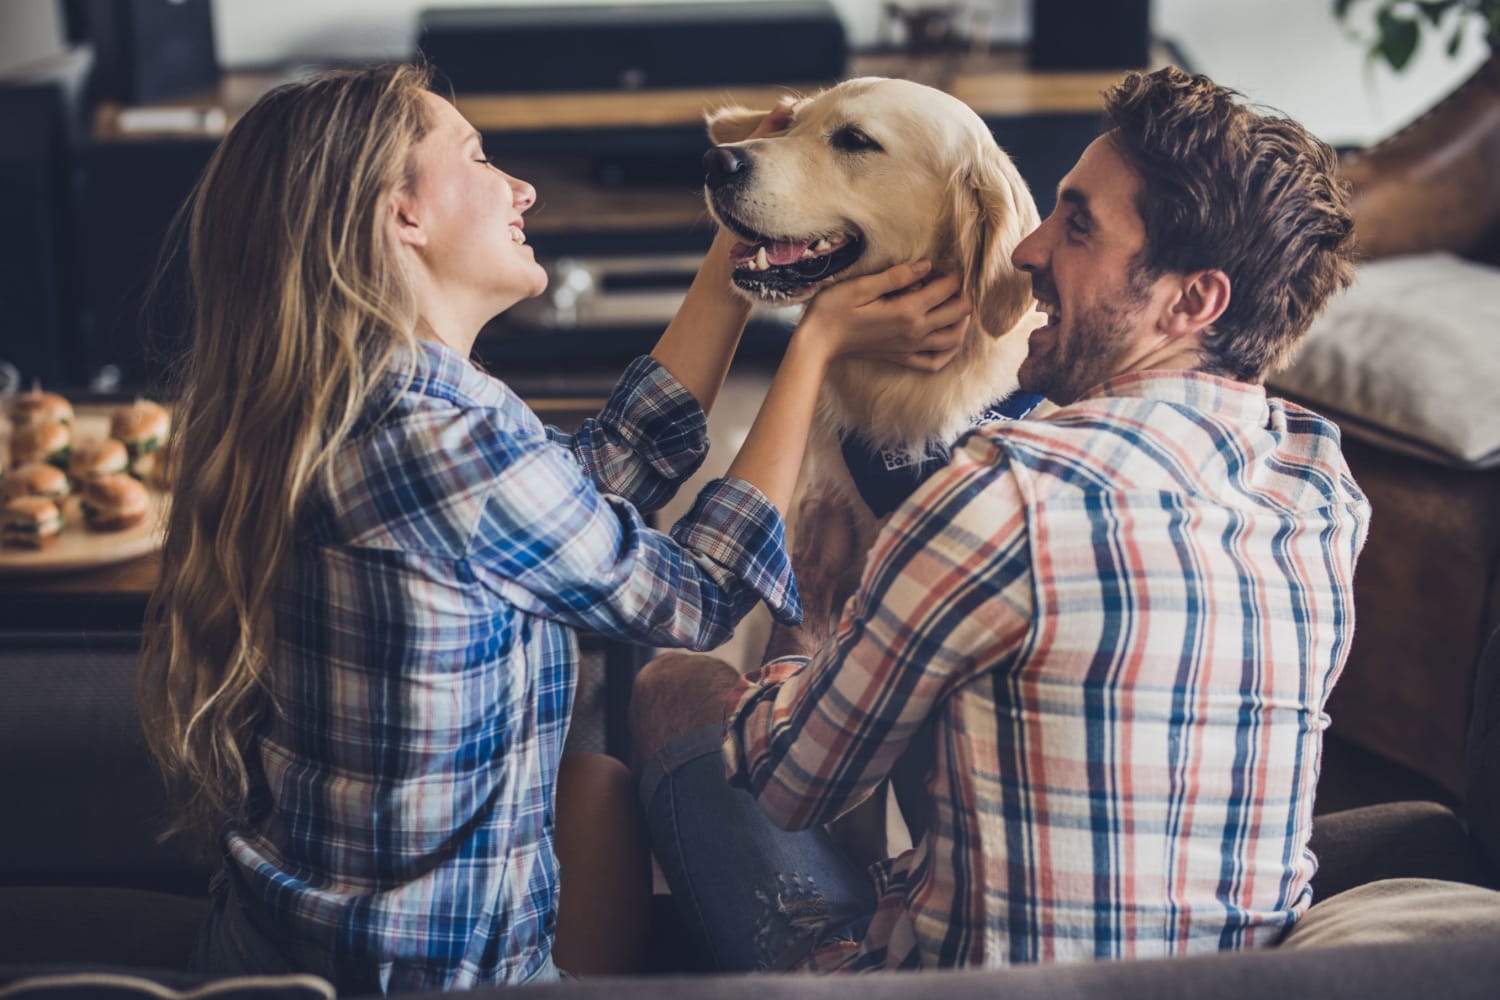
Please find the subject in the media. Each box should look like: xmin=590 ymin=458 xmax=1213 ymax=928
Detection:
xmin=1376 ymin=9 xmax=1422 ymax=69
xmin=1333 ymin=0 xmax=1359 ymax=22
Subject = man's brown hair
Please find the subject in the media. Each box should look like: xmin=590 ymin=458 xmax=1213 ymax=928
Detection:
xmin=1103 ymin=66 xmax=1356 ymax=381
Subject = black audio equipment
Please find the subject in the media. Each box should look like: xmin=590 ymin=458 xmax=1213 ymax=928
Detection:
xmin=1030 ymin=0 xmax=1152 ymax=71
xmin=0 ymin=83 xmax=75 ymax=388
xmin=83 ymin=0 xmax=218 ymax=104
xmin=418 ymin=1 xmax=847 ymax=94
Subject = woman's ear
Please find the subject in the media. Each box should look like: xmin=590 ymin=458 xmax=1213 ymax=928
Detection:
xmin=390 ymin=187 xmax=428 ymax=248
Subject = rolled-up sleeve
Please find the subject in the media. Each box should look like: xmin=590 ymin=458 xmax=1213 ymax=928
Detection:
xmin=468 ymin=416 xmax=800 ymax=651
xmin=546 ymin=356 xmax=709 ymax=514
xmin=722 ymin=455 xmax=1031 ymax=831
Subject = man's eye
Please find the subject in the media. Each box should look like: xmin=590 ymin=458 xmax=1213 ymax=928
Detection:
xmin=830 ymin=125 xmax=883 ymax=153
xmin=1067 ymin=216 xmax=1089 ymax=238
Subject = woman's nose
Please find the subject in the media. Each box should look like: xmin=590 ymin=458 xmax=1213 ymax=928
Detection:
xmin=510 ymin=175 xmax=536 ymax=211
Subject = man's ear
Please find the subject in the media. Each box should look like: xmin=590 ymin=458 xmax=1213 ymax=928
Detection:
xmin=390 ymin=187 xmax=427 ymax=249
xmin=1162 ymin=269 xmax=1231 ymax=338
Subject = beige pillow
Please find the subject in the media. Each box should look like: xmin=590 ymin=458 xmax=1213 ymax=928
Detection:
xmin=1281 ymin=878 xmax=1500 ymax=950
xmin=1271 ymin=252 xmax=1500 ymax=469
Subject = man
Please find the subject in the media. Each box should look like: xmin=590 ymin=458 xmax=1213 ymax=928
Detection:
xmin=629 ymin=66 xmax=1370 ymax=973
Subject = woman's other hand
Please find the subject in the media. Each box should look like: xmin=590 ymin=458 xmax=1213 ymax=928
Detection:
xmin=795 ymin=262 xmax=971 ymax=373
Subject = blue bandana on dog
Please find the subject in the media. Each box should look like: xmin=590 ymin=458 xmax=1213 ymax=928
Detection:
xmin=839 ymin=391 xmax=1044 ymax=518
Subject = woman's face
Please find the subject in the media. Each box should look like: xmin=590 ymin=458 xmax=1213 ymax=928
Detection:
xmin=399 ymin=92 xmax=548 ymax=320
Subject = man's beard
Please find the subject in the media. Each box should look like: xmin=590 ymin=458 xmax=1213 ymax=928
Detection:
xmin=1019 ymin=267 xmax=1153 ymax=406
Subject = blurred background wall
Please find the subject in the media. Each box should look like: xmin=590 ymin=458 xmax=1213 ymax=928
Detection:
xmin=207 ymin=0 xmax=1491 ymax=147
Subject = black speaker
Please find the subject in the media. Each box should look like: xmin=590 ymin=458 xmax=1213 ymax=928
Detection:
xmin=83 ymin=0 xmax=218 ymax=105
xmin=419 ymin=1 xmax=847 ymax=94
xmin=75 ymin=138 xmax=214 ymax=392
xmin=1030 ymin=0 xmax=1152 ymax=71
xmin=0 ymin=83 xmax=76 ymax=389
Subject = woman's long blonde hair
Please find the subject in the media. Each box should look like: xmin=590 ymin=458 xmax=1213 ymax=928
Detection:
xmin=139 ymin=63 xmax=434 ymax=854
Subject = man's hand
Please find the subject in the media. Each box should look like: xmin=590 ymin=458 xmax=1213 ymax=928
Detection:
xmin=763 ymin=490 xmax=864 ymax=662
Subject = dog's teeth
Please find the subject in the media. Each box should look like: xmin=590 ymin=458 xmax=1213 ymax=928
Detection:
xmin=801 ymin=247 xmax=817 ymax=259
xmin=812 ymin=238 xmax=831 ymax=252
xmin=755 ymin=246 xmax=769 ymax=271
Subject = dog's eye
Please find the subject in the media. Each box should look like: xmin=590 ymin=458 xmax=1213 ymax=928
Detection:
xmin=830 ymin=125 xmax=883 ymax=154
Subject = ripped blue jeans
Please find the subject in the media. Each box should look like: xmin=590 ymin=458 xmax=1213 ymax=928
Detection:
xmin=639 ymin=722 xmax=877 ymax=972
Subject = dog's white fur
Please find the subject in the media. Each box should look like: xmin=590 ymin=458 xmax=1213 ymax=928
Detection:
xmin=706 ymin=78 xmax=1043 ymax=528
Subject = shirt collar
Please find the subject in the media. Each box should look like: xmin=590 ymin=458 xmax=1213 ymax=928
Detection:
xmin=1078 ymin=370 xmax=1270 ymax=425
xmin=388 ymin=337 xmax=508 ymax=410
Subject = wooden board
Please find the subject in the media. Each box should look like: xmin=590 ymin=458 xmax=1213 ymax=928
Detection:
xmin=0 ymin=491 xmax=166 ymax=575
xmin=0 ymin=409 xmax=168 ymax=577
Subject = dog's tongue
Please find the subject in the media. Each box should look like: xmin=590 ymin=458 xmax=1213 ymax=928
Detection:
xmin=730 ymin=239 xmax=814 ymax=265
xmin=765 ymin=239 xmax=812 ymax=265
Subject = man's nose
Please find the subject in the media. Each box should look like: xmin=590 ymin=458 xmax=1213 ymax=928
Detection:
xmin=1011 ymin=227 xmax=1044 ymax=274
xmin=703 ymin=146 xmax=750 ymax=190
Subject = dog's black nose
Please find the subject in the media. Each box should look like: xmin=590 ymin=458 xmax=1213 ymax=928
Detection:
xmin=703 ymin=146 xmax=749 ymax=190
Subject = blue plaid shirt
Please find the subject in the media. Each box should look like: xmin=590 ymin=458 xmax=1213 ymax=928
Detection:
xmin=224 ymin=339 xmax=799 ymax=992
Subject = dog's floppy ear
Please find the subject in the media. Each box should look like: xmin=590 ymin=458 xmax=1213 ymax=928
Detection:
xmin=951 ymin=141 xmax=1041 ymax=337
xmin=706 ymin=105 xmax=768 ymax=144
xmin=705 ymin=96 xmax=803 ymax=145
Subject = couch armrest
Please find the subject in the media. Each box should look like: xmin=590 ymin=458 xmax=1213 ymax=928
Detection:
xmin=1309 ymin=801 xmax=1489 ymax=900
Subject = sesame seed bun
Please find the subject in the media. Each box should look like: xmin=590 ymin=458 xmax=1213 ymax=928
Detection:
xmin=110 ymin=400 xmax=171 ymax=456
xmin=0 ymin=462 xmax=70 ymax=503
xmin=68 ymin=438 xmax=130 ymax=482
xmin=81 ymin=472 xmax=150 ymax=532
xmin=8 ymin=391 xmax=73 ymax=429
xmin=9 ymin=421 xmax=71 ymax=468
xmin=2 ymin=495 xmax=63 ymax=549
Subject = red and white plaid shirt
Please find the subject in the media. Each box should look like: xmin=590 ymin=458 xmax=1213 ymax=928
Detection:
xmin=725 ymin=371 xmax=1370 ymax=971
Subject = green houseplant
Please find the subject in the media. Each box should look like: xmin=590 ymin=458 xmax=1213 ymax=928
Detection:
xmin=1335 ymin=0 xmax=1500 ymax=70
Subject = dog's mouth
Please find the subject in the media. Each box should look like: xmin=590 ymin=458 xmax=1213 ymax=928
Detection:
xmin=717 ymin=210 xmax=865 ymax=302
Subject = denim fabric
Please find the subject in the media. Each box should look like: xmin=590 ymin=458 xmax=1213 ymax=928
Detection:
xmin=190 ymin=869 xmax=563 ymax=993
xmin=639 ymin=722 xmax=876 ymax=972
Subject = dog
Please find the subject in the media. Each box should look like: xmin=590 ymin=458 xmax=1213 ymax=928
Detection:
xmin=702 ymin=77 xmax=1046 ymax=861
xmin=704 ymin=76 xmax=1044 ymax=556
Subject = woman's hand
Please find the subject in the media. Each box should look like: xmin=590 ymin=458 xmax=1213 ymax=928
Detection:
xmin=795 ymin=262 xmax=972 ymax=373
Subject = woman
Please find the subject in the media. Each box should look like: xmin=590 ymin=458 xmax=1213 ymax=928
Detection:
xmin=138 ymin=63 xmax=969 ymax=994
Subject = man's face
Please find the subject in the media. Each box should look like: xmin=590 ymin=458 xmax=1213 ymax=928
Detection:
xmin=1010 ymin=134 xmax=1165 ymax=405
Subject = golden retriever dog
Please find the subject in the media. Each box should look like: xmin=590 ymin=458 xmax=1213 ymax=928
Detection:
xmin=702 ymin=78 xmax=1045 ymax=860
xmin=704 ymin=77 xmax=1043 ymax=552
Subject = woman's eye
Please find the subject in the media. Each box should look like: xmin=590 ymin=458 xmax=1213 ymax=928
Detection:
xmin=830 ymin=125 xmax=882 ymax=153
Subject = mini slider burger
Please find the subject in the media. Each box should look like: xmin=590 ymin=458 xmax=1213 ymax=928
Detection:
xmin=110 ymin=400 xmax=170 ymax=478
xmin=8 ymin=388 xmax=73 ymax=429
xmin=80 ymin=472 xmax=150 ymax=532
xmin=0 ymin=462 xmax=70 ymax=504
xmin=2 ymin=495 xmax=64 ymax=549
xmin=9 ymin=421 xmax=71 ymax=470
xmin=68 ymin=438 xmax=130 ymax=483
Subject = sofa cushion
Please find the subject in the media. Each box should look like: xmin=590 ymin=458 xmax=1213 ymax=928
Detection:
xmin=1270 ymin=252 xmax=1500 ymax=469
xmin=0 ymin=968 xmax=333 ymax=999
xmin=1281 ymin=877 xmax=1500 ymax=950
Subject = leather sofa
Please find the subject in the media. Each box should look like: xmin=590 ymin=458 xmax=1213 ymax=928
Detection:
xmin=1269 ymin=53 xmax=1500 ymax=796
xmin=3 ymin=627 xmax=1500 ymax=998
